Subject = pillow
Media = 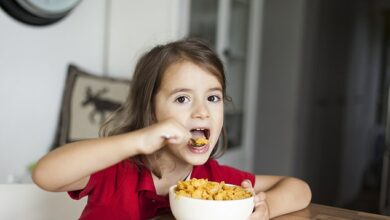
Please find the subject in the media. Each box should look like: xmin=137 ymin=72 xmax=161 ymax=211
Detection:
xmin=52 ymin=64 xmax=131 ymax=149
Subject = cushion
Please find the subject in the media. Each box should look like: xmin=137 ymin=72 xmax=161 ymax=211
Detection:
xmin=52 ymin=64 xmax=131 ymax=149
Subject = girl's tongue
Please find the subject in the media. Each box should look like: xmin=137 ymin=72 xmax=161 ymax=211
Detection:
xmin=191 ymin=130 xmax=206 ymax=139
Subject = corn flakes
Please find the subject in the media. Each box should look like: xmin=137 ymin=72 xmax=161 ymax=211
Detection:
xmin=174 ymin=178 xmax=252 ymax=200
xmin=191 ymin=138 xmax=208 ymax=147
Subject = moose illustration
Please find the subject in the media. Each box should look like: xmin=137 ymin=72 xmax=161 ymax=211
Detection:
xmin=82 ymin=87 xmax=122 ymax=124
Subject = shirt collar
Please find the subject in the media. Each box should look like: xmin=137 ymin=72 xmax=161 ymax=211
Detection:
xmin=137 ymin=166 xmax=156 ymax=192
xmin=137 ymin=165 xmax=195 ymax=192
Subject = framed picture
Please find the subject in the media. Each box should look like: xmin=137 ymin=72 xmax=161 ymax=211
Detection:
xmin=52 ymin=64 xmax=131 ymax=149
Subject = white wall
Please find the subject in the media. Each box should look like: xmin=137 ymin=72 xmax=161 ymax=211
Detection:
xmin=0 ymin=0 xmax=106 ymax=183
xmin=107 ymin=0 xmax=184 ymax=78
xmin=0 ymin=0 xmax=183 ymax=183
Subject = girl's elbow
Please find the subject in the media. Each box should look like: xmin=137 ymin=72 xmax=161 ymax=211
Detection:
xmin=32 ymin=164 xmax=59 ymax=192
xmin=32 ymin=166 xmax=47 ymax=190
xmin=300 ymin=180 xmax=312 ymax=208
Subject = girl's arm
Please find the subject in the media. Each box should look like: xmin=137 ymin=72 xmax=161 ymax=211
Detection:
xmin=33 ymin=132 xmax=143 ymax=192
xmin=32 ymin=119 xmax=190 ymax=192
xmin=252 ymin=175 xmax=312 ymax=218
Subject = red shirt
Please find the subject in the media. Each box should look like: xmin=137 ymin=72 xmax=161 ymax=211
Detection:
xmin=69 ymin=159 xmax=255 ymax=220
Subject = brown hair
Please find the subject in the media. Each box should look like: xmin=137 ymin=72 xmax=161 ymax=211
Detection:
xmin=100 ymin=38 xmax=230 ymax=172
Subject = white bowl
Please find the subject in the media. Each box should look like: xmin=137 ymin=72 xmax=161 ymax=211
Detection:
xmin=169 ymin=184 xmax=254 ymax=220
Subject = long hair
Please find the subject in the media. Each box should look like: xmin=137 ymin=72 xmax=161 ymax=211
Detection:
xmin=100 ymin=38 xmax=230 ymax=174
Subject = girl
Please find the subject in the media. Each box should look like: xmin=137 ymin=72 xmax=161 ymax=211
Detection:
xmin=33 ymin=39 xmax=311 ymax=220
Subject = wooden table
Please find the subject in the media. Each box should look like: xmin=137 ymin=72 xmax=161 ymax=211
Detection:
xmin=274 ymin=203 xmax=390 ymax=220
xmin=154 ymin=203 xmax=390 ymax=219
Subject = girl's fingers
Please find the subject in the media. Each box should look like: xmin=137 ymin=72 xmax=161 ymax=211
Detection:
xmin=166 ymin=136 xmax=184 ymax=145
xmin=248 ymin=202 xmax=269 ymax=220
xmin=257 ymin=192 xmax=267 ymax=201
xmin=161 ymin=133 xmax=173 ymax=139
xmin=159 ymin=120 xmax=192 ymax=145
xmin=241 ymin=180 xmax=269 ymax=220
xmin=240 ymin=180 xmax=267 ymax=204
xmin=241 ymin=179 xmax=252 ymax=188
xmin=161 ymin=134 xmax=177 ymax=143
xmin=168 ymin=130 xmax=191 ymax=144
xmin=241 ymin=179 xmax=256 ymax=196
xmin=254 ymin=192 xmax=267 ymax=206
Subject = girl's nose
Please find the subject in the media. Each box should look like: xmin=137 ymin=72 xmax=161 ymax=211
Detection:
xmin=191 ymin=101 xmax=210 ymax=119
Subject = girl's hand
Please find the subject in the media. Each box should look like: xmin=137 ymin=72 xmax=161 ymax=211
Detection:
xmin=241 ymin=180 xmax=270 ymax=220
xmin=136 ymin=118 xmax=191 ymax=155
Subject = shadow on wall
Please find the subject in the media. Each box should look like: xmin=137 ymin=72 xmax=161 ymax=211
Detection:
xmin=257 ymin=0 xmax=385 ymax=215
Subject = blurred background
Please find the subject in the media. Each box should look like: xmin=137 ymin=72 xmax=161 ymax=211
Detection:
xmin=1 ymin=0 xmax=390 ymax=216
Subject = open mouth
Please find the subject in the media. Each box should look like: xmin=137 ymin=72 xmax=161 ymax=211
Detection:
xmin=189 ymin=128 xmax=210 ymax=148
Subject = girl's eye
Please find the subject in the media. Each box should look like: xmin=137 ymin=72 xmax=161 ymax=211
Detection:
xmin=207 ymin=95 xmax=221 ymax=102
xmin=175 ymin=96 xmax=190 ymax=103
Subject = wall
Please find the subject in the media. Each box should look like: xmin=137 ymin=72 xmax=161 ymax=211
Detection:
xmin=256 ymin=0 xmax=378 ymax=207
xmin=338 ymin=0 xmax=376 ymax=205
xmin=0 ymin=0 xmax=106 ymax=183
xmin=0 ymin=0 xmax=183 ymax=183
xmin=254 ymin=0 xmax=306 ymax=176
xmin=297 ymin=0 xmax=375 ymax=206
xmin=300 ymin=0 xmax=353 ymax=204
xmin=106 ymin=0 xmax=185 ymax=78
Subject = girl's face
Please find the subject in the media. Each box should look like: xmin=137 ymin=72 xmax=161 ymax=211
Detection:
xmin=154 ymin=61 xmax=224 ymax=165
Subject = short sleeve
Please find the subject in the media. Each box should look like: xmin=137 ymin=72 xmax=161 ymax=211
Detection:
xmin=68 ymin=171 xmax=103 ymax=200
xmin=67 ymin=161 xmax=129 ymax=204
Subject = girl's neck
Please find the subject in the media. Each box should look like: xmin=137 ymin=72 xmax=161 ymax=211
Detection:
xmin=147 ymin=151 xmax=192 ymax=195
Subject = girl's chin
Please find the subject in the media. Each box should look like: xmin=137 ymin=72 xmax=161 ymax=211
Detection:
xmin=165 ymin=143 xmax=214 ymax=165
xmin=187 ymin=144 xmax=210 ymax=154
xmin=184 ymin=144 xmax=213 ymax=165
xmin=185 ymin=156 xmax=209 ymax=166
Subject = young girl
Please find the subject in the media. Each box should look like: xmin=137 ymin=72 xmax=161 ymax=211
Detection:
xmin=33 ymin=39 xmax=311 ymax=220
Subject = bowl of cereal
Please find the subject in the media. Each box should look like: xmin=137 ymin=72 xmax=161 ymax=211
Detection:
xmin=169 ymin=178 xmax=254 ymax=220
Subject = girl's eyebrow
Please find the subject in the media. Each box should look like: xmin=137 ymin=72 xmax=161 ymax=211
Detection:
xmin=168 ymin=88 xmax=192 ymax=96
xmin=209 ymin=87 xmax=223 ymax=93
xmin=168 ymin=87 xmax=222 ymax=96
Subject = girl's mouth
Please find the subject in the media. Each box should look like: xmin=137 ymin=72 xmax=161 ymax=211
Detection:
xmin=190 ymin=137 xmax=208 ymax=147
xmin=188 ymin=128 xmax=210 ymax=153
